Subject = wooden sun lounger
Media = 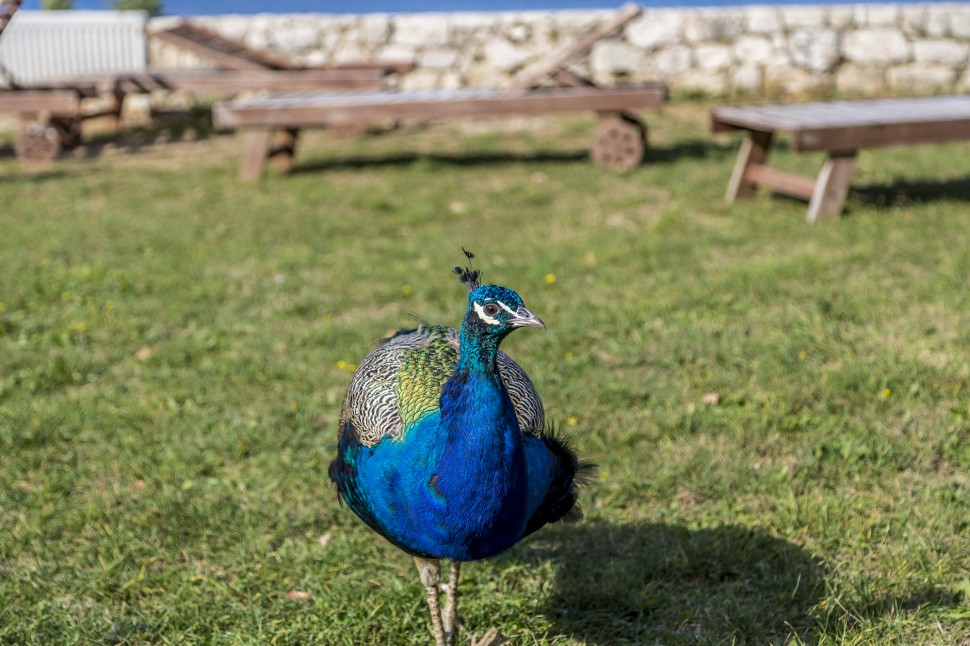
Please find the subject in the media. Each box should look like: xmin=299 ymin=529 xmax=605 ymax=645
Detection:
xmin=150 ymin=20 xmax=414 ymax=76
xmin=1 ymin=17 xmax=413 ymax=162
xmin=213 ymin=85 xmax=667 ymax=180
xmin=0 ymin=68 xmax=393 ymax=161
xmin=212 ymin=3 xmax=669 ymax=180
xmin=711 ymin=95 xmax=970 ymax=222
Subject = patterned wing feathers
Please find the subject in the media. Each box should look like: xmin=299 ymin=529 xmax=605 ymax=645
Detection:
xmin=340 ymin=325 xmax=544 ymax=447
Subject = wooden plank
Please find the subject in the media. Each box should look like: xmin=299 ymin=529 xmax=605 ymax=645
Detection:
xmin=239 ymin=129 xmax=274 ymax=181
xmin=0 ymin=90 xmax=80 ymax=116
xmin=150 ymin=21 xmax=292 ymax=70
xmin=122 ymin=70 xmax=385 ymax=93
xmin=793 ymin=119 xmax=970 ymax=152
xmin=807 ymin=151 xmax=857 ymax=222
xmin=213 ymin=85 xmax=668 ymax=129
xmin=713 ymin=96 xmax=970 ymax=152
xmin=507 ymin=3 xmax=642 ymax=91
xmin=725 ymin=130 xmax=773 ymax=202
xmin=746 ymin=162 xmax=816 ymax=200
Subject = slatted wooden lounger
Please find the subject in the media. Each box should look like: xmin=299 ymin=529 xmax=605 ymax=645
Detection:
xmin=0 ymin=68 xmax=397 ymax=161
xmin=711 ymin=95 xmax=970 ymax=222
xmin=213 ymin=85 xmax=668 ymax=180
xmin=211 ymin=3 xmax=670 ymax=180
xmin=0 ymin=18 xmax=412 ymax=161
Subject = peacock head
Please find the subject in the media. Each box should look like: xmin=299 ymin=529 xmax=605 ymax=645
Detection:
xmin=453 ymin=259 xmax=544 ymax=340
xmin=464 ymin=284 xmax=545 ymax=337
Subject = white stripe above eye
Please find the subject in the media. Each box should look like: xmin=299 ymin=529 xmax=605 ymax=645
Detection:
xmin=496 ymin=300 xmax=516 ymax=314
xmin=473 ymin=301 xmax=500 ymax=325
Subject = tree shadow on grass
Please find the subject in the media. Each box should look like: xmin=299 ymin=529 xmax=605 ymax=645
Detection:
xmin=289 ymin=138 xmax=727 ymax=175
xmin=517 ymin=522 xmax=827 ymax=645
xmin=849 ymin=176 xmax=970 ymax=210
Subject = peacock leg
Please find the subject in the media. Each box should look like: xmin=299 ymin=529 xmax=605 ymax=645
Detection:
xmin=441 ymin=560 xmax=461 ymax=645
xmin=414 ymin=556 xmax=446 ymax=646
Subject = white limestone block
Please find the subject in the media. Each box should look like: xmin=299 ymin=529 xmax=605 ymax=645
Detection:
xmin=331 ymin=43 xmax=369 ymax=65
xmin=359 ymin=14 xmax=391 ymax=47
xmin=482 ymin=38 xmax=530 ymax=73
xmin=271 ymin=23 xmax=320 ymax=53
xmin=420 ymin=48 xmax=460 ymax=70
xmin=400 ymin=68 xmax=442 ymax=91
xmin=695 ymin=43 xmax=733 ymax=70
xmin=685 ymin=10 xmax=745 ymax=43
xmin=950 ymin=7 xmax=970 ymax=39
xmin=392 ymin=14 xmax=450 ymax=47
xmin=866 ymin=6 xmax=901 ymax=27
xmin=842 ymin=28 xmax=911 ymax=65
xmin=744 ymin=7 xmax=782 ymax=34
xmin=957 ymin=67 xmax=970 ymax=91
xmin=591 ymin=40 xmax=647 ymax=75
xmin=732 ymin=65 xmax=763 ymax=93
xmin=681 ymin=70 xmax=726 ymax=95
xmin=781 ymin=7 xmax=828 ymax=28
xmin=626 ymin=11 xmax=683 ymax=50
xmin=828 ymin=7 xmax=856 ymax=30
xmin=899 ymin=6 xmax=926 ymax=37
xmin=834 ymin=63 xmax=887 ymax=96
xmin=888 ymin=63 xmax=956 ymax=92
xmin=913 ymin=39 xmax=969 ymax=65
xmin=654 ymin=45 xmax=692 ymax=76
xmin=923 ymin=6 xmax=950 ymax=37
xmin=734 ymin=35 xmax=776 ymax=65
xmin=789 ymin=27 xmax=840 ymax=72
xmin=376 ymin=44 xmax=417 ymax=63
xmin=764 ymin=64 xmax=829 ymax=97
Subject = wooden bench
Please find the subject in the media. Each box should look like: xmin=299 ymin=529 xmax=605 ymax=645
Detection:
xmin=711 ymin=96 xmax=970 ymax=222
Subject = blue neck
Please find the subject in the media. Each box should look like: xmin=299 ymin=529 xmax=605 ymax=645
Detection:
xmin=457 ymin=323 xmax=505 ymax=376
xmin=429 ymin=321 xmax=527 ymax=557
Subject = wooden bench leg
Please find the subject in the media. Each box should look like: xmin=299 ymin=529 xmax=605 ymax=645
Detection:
xmin=269 ymin=128 xmax=300 ymax=172
xmin=806 ymin=150 xmax=857 ymax=222
xmin=726 ymin=129 xmax=773 ymax=202
xmin=239 ymin=128 xmax=273 ymax=181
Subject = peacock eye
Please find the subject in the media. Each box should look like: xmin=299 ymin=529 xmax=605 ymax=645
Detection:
xmin=483 ymin=303 xmax=500 ymax=316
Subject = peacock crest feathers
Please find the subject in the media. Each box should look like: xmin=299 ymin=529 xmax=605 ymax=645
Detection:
xmin=339 ymin=325 xmax=544 ymax=447
xmin=452 ymin=247 xmax=482 ymax=293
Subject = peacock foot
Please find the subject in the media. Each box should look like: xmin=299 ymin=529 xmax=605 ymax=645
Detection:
xmin=468 ymin=628 xmax=509 ymax=646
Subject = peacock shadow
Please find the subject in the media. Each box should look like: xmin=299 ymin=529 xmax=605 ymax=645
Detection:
xmin=512 ymin=521 xmax=827 ymax=645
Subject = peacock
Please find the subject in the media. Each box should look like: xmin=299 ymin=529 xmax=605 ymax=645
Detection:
xmin=328 ymin=252 xmax=586 ymax=646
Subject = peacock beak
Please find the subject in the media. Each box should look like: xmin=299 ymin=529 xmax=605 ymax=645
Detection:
xmin=510 ymin=307 xmax=545 ymax=330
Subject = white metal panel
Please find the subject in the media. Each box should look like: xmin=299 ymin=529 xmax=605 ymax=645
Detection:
xmin=0 ymin=10 xmax=147 ymax=85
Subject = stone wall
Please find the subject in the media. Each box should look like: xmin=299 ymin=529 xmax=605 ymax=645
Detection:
xmin=148 ymin=4 xmax=970 ymax=98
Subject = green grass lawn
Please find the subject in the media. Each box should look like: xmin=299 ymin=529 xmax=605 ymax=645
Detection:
xmin=0 ymin=103 xmax=968 ymax=645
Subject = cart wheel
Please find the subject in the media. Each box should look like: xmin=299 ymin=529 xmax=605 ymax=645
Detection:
xmin=52 ymin=117 xmax=82 ymax=148
xmin=16 ymin=120 xmax=62 ymax=162
xmin=591 ymin=114 xmax=647 ymax=171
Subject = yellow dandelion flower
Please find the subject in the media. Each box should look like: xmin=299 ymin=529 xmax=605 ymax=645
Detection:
xmin=599 ymin=471 xmax=608 ymax=480
xmin=567 ymin=416 xmax=578 ymax=426
xmin=401 ymin=284 xmax=413 ymax=295
xmin=881 ymin=388 xmax=891 ymax=398
xmin=336 ymin=360 xmax=347 ymax=370
xmin=545 ymin=273 xmax=557 ymax=284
